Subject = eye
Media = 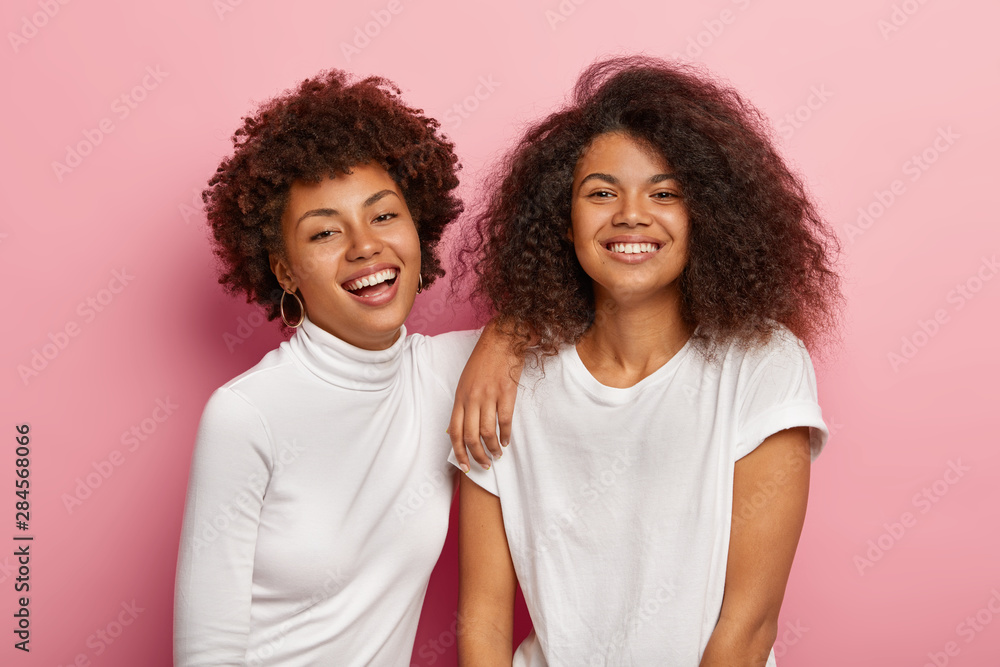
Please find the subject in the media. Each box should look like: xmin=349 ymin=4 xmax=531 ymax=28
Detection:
xmin=373 ymin=212 xmax=398 ymax=223
xmin=587 ymin=190 xmax=616 ymax=199
xmin=652 ymin=191 xmax=681 ymax=200
xmin=310 ymin=230 xmax=339 ymax=241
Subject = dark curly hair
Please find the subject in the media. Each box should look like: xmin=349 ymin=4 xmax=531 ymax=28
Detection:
xmin=459 ymin=55 xmax=841 ymax=358
xmin=204 ymin=69 xmax=462 ymax=322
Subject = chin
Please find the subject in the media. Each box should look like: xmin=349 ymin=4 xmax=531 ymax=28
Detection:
xmin=371 ymin=310 xmax=411 ymax=337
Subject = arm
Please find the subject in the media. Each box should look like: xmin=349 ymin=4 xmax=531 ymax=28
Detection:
xmin=458 ymin=474 xmax=518 ymax=666
xmin=700 ymin=426 xmax=811 ymax=667
xmin=174 ymin=388 xmax=271 ymax=666
xmin=450 ymin=320 xmax=525 ymax=472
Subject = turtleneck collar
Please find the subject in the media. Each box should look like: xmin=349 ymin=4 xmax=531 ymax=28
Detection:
xmin=287 ymin=315 xmax=406 ymax=391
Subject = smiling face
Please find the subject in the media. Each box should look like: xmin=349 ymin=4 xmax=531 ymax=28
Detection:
xmin=569 ymin=131 xmax=690 ymax=307
xmin=269 ymin=163 xmax=422 ymax=350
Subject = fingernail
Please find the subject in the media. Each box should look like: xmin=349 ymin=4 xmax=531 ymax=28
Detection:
xmin=501 ymin=439 xmax=510 ymax=447
xmin=494 ymin=451 xmax=503 ymax=461
xmin=460 ymin=463 xmax=470 ymax=474
xmin=482 ymin=463 xmax=491 ymax=471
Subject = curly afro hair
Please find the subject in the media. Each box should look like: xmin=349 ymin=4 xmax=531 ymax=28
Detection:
xmin=204 ymin=69 xmax=462 ymax=323
xmin=460 ymin=55 xmax=842 ymax=358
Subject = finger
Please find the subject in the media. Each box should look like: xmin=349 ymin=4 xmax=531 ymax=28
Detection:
xmin=497 ymin=388 xmax=516 ymax=448
xmin=479 ymin=401 xmax=502 ymax=458
xmin=463 ymin=403 xmax=492 ymax=470
xmin=448 ymin=406 xmax=471 ymax=474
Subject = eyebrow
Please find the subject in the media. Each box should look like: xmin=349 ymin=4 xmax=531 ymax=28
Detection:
xmin=363 ymin=189 xmax=398 ymax=208
xmin=295 ymin=189 xmax=400 ymax=226
xmin=578 ymin=172 xmax=679 ymax=187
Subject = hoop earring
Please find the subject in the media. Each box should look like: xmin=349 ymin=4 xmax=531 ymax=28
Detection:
xmin=416 ymin=274 xmax=424 ymax=294
xmin=280 ymin=290 xmax=305 ymax=328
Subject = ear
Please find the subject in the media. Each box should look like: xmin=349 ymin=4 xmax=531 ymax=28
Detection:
xmin=566 ymin=224 xmax=575 ymax=243
xmin=269 ymin=253 xmax=297 ymax=293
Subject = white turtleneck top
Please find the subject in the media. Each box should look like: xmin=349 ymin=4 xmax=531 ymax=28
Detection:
xmin=174 ymin=318 xmax=478 ymax=666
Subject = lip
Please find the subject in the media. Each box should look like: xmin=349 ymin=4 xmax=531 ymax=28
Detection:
xmin=341 ymin=262 xmax=402 ymax=307
xmin=600 ymin=235 xmax=664 ymax=264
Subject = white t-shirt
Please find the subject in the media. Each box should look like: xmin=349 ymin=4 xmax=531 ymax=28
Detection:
xmin=175 ymin=317 xmax=477 ymax=666
xmin=454 ymin=326 xmax=828 ymax=666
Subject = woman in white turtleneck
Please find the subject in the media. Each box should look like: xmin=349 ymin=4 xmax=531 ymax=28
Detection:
xmin=174 ymin=70 xmax=493 ymax=666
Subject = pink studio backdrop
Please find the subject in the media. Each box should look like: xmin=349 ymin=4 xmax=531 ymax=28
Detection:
xmin=2 ymin=0 xmax=998 ymax=665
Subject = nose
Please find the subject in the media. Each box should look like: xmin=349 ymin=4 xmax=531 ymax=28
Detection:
xmin=612 ymin=193 xmax=650 ymax=228
xmin=346 ymin=224 xmax=383 ymax=261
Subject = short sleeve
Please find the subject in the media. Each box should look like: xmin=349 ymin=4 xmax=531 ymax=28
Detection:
xmin=735 ymin=330 xmax=828 ymax=461
xmin=446 ymin=450 xmax=501 ymax=496
xmin=429 ymin=328 xmax=501 ymax=495
xmin=174 ymin=387 xmax=273 ymax=666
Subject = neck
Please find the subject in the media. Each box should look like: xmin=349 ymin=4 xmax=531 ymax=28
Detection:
xmin=288 ymin=316 xmax=406 ymax=390
xmin=576 ymin=285 xmax=693 ymax=388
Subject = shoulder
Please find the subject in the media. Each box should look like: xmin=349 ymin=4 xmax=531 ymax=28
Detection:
xmin=218 ymin=344 xmax=294 ymax=392
xmin=518 ymin=343 xmax=574 ymax=385
xmin=188 ymin=384 xmax=275 ymax=495
xmin=198 ymin=345 xmax=293 ymax=433
xmin=197 ymin=385 xmax=267 ymax=439
xmin=194 ymin=382 xmax=277 ymax=470
xmin=407 ymin=328 xmax=481 ymax=360
xmin=717 ymin=324 xmax=812 ymax=382
xmin=724 ymin=324 xmax=827 ymax=459
xmin=406 ymin=328 xmax=481 ymax=389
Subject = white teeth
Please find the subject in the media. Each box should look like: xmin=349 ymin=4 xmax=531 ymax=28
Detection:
xmin=608 ymin=242 xmax=658 ymax=254
xmin=345 ymin=268 xmax=397 ymax=292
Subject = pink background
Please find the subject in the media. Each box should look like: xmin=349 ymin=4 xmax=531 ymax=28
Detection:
xmin=2 ymin=0 xmax=998 ymax=665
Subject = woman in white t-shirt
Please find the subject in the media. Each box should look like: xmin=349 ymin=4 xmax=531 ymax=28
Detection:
xmin=450 ymin=56 xmax=842 ymax=666
xmin=174 ymin=69 xmax=500 ymax=666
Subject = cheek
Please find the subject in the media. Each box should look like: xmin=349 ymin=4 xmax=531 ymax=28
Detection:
xmin=568 ymin=203 xmax=581 ymax=242
xmin=389 ymin=215 xmax=419 ymax=248
xmin=674 ymin=234 xmax=691 ymax=273
xmin=293 ymin=247 xmax=337 ymax=290
xmin=407 ymin=227 xmax=422 ymax=258
xmin=569 ymin=205 xmax=598 ymax=246
xmin=670 ymin=213 xmax=690 ymax=248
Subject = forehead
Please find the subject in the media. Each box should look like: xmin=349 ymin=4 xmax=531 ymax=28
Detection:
xmin=573 ymin=132 xmax=671 ymax=179
xmin=286 ymin=163 xmax=399 ymax=209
